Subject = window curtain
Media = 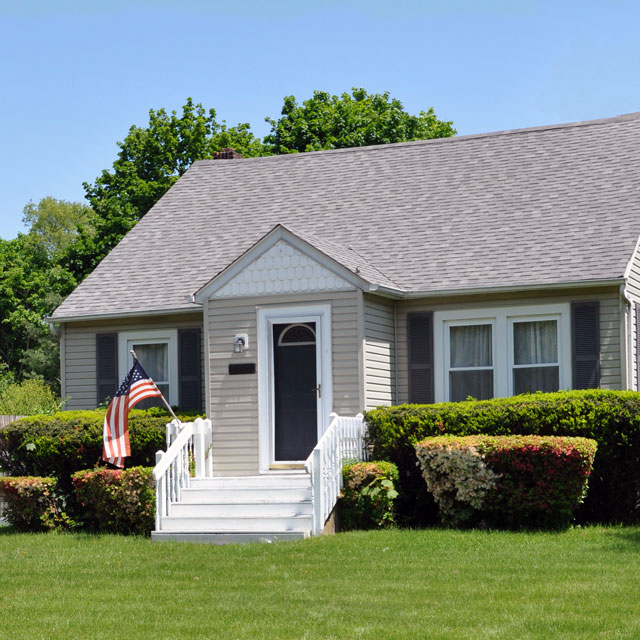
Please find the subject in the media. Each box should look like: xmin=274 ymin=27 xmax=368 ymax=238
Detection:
xmin=513 ymin=320 xmax=557 ymax=365
xmin=450 ymin=324 xmax=492 ymax=367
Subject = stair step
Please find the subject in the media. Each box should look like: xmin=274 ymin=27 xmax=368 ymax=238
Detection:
xmin=170 ymin=501 xmax=312 ymax=517
xmin=152 ymin=531 xmax=309 ymax=545
xmin=180 ymin=487 xmax=312 ymax=503
xmin=159 ymin=515 xmax=313 ymax=532
xmin=190 ymin=475 xmax=310 ymax=489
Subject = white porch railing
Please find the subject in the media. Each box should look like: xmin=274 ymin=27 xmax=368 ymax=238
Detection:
xmin=305 ymin=412 xmax=367 ymax=536
xmin=152 ymin=417 xmax=213 ymax=531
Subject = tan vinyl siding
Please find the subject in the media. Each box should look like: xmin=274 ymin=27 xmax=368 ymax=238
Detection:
xmin=62 ymin=313 xmax=204 ymax=410
xmin=396 ymin=287 xmax=622 ymax=403
xmin=363 ymin=294 xmax=395 ymax=409
xmin=207 ymin=290 xmax=360 ymax=476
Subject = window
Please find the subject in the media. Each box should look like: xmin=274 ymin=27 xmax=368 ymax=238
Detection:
xmin=118 ymin=330 xmax=178 ymax=407
xmin=434 ymin=304 xmax=571 ymax=402
xmin=510 ymin=319 xmax=559 ymax=394
xmin=447 ymin=322 xmax=494 ymax=401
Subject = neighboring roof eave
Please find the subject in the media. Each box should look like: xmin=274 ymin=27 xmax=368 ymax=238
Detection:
xmin=48 ymin=304 xmax=202 ymax=324
xmin=193 ymin=224 xmax=403 ymax=302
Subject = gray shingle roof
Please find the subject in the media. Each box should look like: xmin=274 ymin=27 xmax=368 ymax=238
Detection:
xmin=53 ymin=112 xmax=640 ymax=320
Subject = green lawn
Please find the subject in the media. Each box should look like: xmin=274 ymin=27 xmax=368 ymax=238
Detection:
xmin=1 ymin=526 xmax=639 ymax=640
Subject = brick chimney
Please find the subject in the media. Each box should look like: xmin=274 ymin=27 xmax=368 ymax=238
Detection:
xmin=213 ymin=147 xmax=243 ymax=160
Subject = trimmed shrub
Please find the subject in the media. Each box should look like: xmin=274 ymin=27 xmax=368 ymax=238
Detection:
xmin=0 ymin=476 xmax=75 ymax=531
xmin=415 ymin=436 xmax=597 ymax=529
xmin=365 ymin=390 xmax=640 ymax=525
xmin=0 ymin=408 xmax=199 ymax=483
xmin=339 ymin=461 xmax=399 ymax=530
xmin=72 ymin=467 xmax=155 ymax=536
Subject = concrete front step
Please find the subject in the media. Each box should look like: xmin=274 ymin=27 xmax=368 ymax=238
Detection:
xmin=159 ymin=514 xmax=312 ymax=532
xmin=170 ymin=501 xmax=312 ymax=517
xmin=152 ymin=531 xmax=309 ymax=545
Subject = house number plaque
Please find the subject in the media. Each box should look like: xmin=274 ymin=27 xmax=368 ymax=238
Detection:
xmin=228 ymin=363 xmax=256 ymax=375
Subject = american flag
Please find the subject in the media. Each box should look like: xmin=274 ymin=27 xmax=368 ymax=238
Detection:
xmin=103 ymin=360 xmax=162 ymax=468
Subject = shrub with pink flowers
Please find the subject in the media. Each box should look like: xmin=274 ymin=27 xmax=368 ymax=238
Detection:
xmin=72 ymin=466 xmax=154 ymax=536
xmin=416 ymin=435 xmax=597 ymax=529
xmin=0 ymin=476 xmax=75 ymax=531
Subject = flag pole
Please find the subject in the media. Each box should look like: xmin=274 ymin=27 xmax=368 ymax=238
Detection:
xmin=130 ymin=349 xmax=181 ymax=424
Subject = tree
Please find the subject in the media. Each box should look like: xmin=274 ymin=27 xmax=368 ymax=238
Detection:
xmin=65 ymin=91 xmax=454 ymax=282
xmin=22 ymin=197 xmax=96 ymax=258
xmin=263 ymin=87 xmax=456 ymax=154
xmin=0 ymin=235 xmax=75 ymax=390
xmin=63 ymin=98 xmax=267 ymax=280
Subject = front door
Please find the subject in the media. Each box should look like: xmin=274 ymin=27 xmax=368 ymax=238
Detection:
xmin=258 ymin=304 xmax=332 ymax=472
xmin=272 ymin=323 xmax=317 ymax=460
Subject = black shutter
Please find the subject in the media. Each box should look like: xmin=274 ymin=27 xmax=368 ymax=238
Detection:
xmin=571 ymin=301 xmax=600 ymax=389
xmin=179 ymin=328 xmax=202 ymax=411
xmin=408 ymin=312 xmax=434 ymax=404
xmin=96 ymin=333 xmax=118 ymax=406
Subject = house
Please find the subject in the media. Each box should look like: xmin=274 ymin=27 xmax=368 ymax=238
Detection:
xmin=51 ymin=112 xmax=640 ymax=541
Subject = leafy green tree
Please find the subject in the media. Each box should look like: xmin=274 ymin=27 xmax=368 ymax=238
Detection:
xmin=65 ymin=91 xmax=454 ymax=282
xmin=0 ymin=235 xmax=75 ymax=390
xmin=64 ymin=98 xmax=267 ymax=280
xmin=22 ymin=197 xmax=96 ymax=258
xmin=263 ymin=87 xmax=455 ymax=154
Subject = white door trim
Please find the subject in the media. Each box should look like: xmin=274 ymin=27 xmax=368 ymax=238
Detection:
xmin=257 ymin=304 xmax=332 ymax=473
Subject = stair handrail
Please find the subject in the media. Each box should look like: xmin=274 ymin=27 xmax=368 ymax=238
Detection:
xmin=305 ymin=412 xmax=366 ymax=536
xmin=153 ymin=417 xmax=212 ymax=531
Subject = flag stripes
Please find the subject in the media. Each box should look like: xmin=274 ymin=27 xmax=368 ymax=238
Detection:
xmin=103 ymin=360 xmax=163 ymax=468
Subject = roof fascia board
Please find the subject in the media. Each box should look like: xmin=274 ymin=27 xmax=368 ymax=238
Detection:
xmin=193 ymin=226 xmax=379 ymax=302
xmin=623 ymin=233 xmax=640 ymax=280
xmin=48 ymin=305 xmax=202 ymax=324
xmin=403 ymin=278 xmax=624 ymax=299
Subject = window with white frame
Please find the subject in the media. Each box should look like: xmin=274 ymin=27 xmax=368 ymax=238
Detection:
xmin=118 ymin=330 xmax=178 ymax=406
xmin=434 ymin=304 xmax=571 ymax=403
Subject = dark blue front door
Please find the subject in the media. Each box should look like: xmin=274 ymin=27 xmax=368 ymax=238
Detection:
xmin=273 ymin=323 xmax=317 ymax=461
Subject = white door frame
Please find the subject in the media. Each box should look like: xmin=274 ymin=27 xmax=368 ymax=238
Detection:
xmin=257 ymin=304 xmax=332 ymax=473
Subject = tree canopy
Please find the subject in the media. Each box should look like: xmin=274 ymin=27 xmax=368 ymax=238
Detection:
xmin=263 ymin=88 xmax=455 ymax=154
xmin=66 ymin=90 xmax=454 ymax=280
xmin=0 ymin=233 xmax=76 ymax=390
xmin=22 ymin=197 xmax=96 ymax=258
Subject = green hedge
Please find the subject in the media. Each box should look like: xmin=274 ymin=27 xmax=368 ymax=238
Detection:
xmin=339 ymin=461 xmax=399 ymax=530
xmin=365 ymin=390 xmax=640 ymax=525
xmin=0 ymin=408 xmax=200 ymax=499
xmin=415 ymin=436 xmax=597 ymax=529
xmin=0 ymin=476 xmax=75 ymax=531
xmin=72 ymin=467 xmax=155 ymax=536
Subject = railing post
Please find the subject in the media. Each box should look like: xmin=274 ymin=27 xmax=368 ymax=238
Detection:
xmin=312 ymin=448 xmax=323 ymax=536
xmin=204 ymin=419 xmax=213 ymax=477
xmin=193 ymin=418 xmax=206 ymax=478
xmin=155 ymin=450 xmax=164 ymax=531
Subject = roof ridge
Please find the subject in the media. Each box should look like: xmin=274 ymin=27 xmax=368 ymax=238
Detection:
xmin=191 ymin=111 xmax=640 ymax=167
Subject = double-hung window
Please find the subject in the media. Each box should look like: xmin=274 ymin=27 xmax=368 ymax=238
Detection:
xmin=118 ymin=329 xmax=178 ymax=407
xmin=434 ymin=304 xmax=571 ymax=402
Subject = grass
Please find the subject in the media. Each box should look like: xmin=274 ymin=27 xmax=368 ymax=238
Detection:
xmin=1 ymin=526 xmax=640 ymax=639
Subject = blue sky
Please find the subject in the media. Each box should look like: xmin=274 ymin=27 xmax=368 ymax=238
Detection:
xmin=1 ymin=0 xmax=639 ymax=240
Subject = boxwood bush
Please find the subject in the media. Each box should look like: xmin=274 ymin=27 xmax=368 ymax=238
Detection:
xmin=72 ymin=467 xmax=155 ymax=536
xmin=415 ymin=435 xmax=597 ymax=529
xmin=339 ymin=461 xmax=399 ymax=530
xmin=365 ymin=390 xmax=640 ymax=525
